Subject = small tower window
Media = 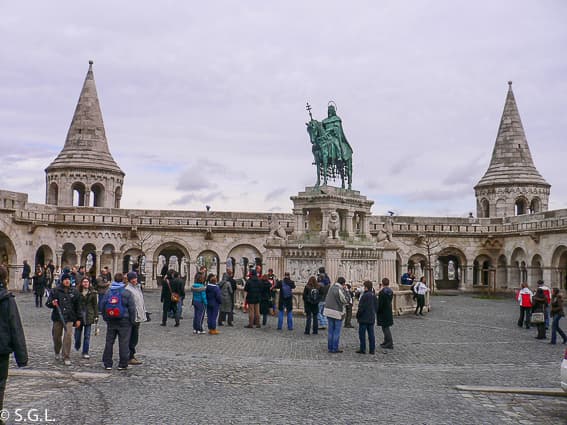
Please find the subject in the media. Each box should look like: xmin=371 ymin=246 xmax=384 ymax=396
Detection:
xmin=515 ymin=197 xmax=528 ymax=216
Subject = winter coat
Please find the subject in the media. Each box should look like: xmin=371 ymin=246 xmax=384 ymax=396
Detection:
xmin=551 ymin=295 xmax=565 ymax=318
xmin=323 ymin=282 xmax=347 ymax=320
xmin=517 ymin=287 xmax=533 ymax=307
xmin=219 ymin=276 xmax=234 ymax=313
xmin=532 ymin=290 xmax=548 ymax=313
xmin=303 ymin=285 xmax=321 ymax=314
xmin=100 ymin=282 xmax=137 ymax=324
xmin=32 ymin=273 xmax=47 ymax=292
xmin=0 ymin=286 xmax=28 ymax=366
xmin=259 ymin=279 xmax=272 ymax=315
xmin=77 ymin=289 xmax=98 ymax=325
xmin=356 ymin=291 xmax=377 ymax=325
xmin=161 ymin=277 xmax=185 ymax=303
xmin=376 ymin=287 xmax=394 ymax=327
xmin=276 ymin=278 xmax=296 ymax=309
xmin=244 ymin=277 xmax=263 ymax=304
xmin=206 ymin=283 xmax=222 ymax=308
xmin=21 ymin=263 xmax=31 ymax=279
xmin=191 ymin=282 xmax=207 ymax=306
xmin=46 ymin=285 xmax=81 ymax=323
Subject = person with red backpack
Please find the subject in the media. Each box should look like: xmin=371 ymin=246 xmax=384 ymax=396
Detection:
xmin=517 ymin=282 xmax=533 ymax=329
xmin=100 ymin=273 xmax=137 ymax=370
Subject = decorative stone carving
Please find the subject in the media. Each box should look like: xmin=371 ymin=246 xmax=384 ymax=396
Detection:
xmin=328 ymin=211 xmax=340 ymax=239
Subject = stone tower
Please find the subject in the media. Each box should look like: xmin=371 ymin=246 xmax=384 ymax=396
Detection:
xmin=474 ymin=82 xmax=550 ymax=218
xmin=45 ymin=61 xmax=125 ymax=208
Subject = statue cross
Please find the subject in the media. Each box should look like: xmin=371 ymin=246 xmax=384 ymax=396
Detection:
xmin=306 ymin=102 xmax=313 ymax=120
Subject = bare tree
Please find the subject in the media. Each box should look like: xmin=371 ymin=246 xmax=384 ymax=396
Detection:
xmin=415 ymin=232 xmax=444 ymax=294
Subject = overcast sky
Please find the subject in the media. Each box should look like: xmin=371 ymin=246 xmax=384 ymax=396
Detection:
xmin=1 ymin=1 xmax=566 ymax=217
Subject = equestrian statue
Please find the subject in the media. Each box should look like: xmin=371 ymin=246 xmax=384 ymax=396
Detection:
xmin=306 ymin=101 xmax=353 ymax=190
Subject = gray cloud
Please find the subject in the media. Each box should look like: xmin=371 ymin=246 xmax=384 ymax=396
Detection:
xmin=265 ymin=187 xmax=286 ymax=202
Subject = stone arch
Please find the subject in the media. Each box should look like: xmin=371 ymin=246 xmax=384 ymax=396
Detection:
xmin=196 ymin=250 xmax=220 ymax=280
xmin=473 ymin=254 xmax=492 ymax=286
xmin=151 ymin=241 xmax=190 ymax=285
xmin=530 ymin=197 xmax=541 ymax=214
xmin=395 ymin=252 xmax=403 ymax=285
xmin=61 ymin=243 xmax=77 ymax=268
xmin=47 ymin=182 xmax=58 ymax=205
xmin=34 ymin=245 xmax=54 ymax=269
xmin=530 ymin=254 xmax=543 ymax=284
xmin=551 ymin=245 xmax=567 ymax=290
xmin=227 ymin=244 xmax=263 ymax=280
xmin=90 ymin=183 xmax=105 ymax=207
xmin=510 ymin=247 xmax=527 ymax=285
xmin=114 ymin=186 xmax=122 ymax=208
xmin=0 ymin=231 xmax=17 ymax=286
xmin=496 ymin=255 xmax=507 ymax=288
xmin=436 ymin=246 xmax=466 ymax=290
xmin=495 ymin=198 xmax=506 ymax=217
xmin=72 ymin=182 xmax=87 ymax=206
xmin=480 ymin=198 xmax=490 ymax=218
xmin=101 ymin=244 xmax=115 ymax=272
xmin=515 ymin=196 xmax=528 ymax=216
xmin=407 ymin=253 xmax=427 ymax=279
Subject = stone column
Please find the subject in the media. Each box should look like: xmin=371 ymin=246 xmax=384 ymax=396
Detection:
xmin=345 ymin=211 xmax=354 ymax=238
xmin=363 ymin=213 xmax=372 ymax=238
xmin=325 ymin=249 xmax=342 ymax=283
xmin=380 ymin=249 xmax=398 ymax=290
xmin=321 ymin=209 xmax=331 ymax=237
xmin=264 ymin=248 xmax=284 ymax=279
xmin=112 ymin=252 xmax=121 ymax=275
xmin=542 ymin=267 xmax=553 ymax=287
xmin=55 ymin=250 xmax=63 ymax=269
xmin=95 ymin=250 xmax=103 ymax=276
xmin=75 ymin=250 xmax=83 ymax=267
xmin=293 ymin=209 xmax=304 ymax=237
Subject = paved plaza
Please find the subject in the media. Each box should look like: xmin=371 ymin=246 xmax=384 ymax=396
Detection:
xmin=3 ymin=291 xmax=567 ymax=424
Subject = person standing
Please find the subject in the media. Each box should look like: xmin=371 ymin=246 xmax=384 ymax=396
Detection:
xmin=276 ymin=272 xmax=296 ymax=330
xmin=532 ymin=287 xmax=548 ymax=340
xmin=356 ymin=280 xmax=377 ymax=354
xmin=0 ymin=265 xmax=28 ymax=416
xmin=414 ymin=276 xmax=429 ymax=316
xmin=125 ymin=271 xmax=147 ymax=365
xmin=96 ymin=267 xmax=111 ymax=312
xmin=323 ymin=277 xmax=348 ymax=353
xmin=550 ymin=288 xmax=566 ymax=345
xmin=32 ymin=266 xmax=47 ymax=308
xmin=21 ymin=260 xmax=31 ymax=293
xmin=303 ymin=276 xmax=321 ymax=335
xmin=74 ymin=277 xmax=98 ymax=359
xmin=191 ymin=272 xmax=207 ymax=334
xmin=517 ymin=282 xmax=533 ymax=329
xmin=161 ymin=270 xmax=184 ymax=327
xmin=100 ymin=273 xmax=136 ymax=370
xmin=206 ymin=275 xmax=222 ymax=334
xmin=537 ymin=280 xmax=552 ymax=330
xmin=344 ymin=284 xmax=354 ymax=328
xmin=376 ymin=277 xmax=394 ymax=349
xmin=218 ymin=271 xmax=235 ymax=326
xmin=260 ymin=274 xmax=272 ymax=326
xmin=244 ymin=269 xmax=262 ymax=328
xmin=46 ymin=273 xmax=81 ymax=365
xmin=317 ymin=267 xmax=330 ymax=330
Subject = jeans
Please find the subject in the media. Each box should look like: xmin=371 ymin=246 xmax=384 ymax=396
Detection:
xmin=177 ymin=297 xmax=184 ymax=318
xmin=129 ymin=322 xmax=140 ymax=359
xmin=102 ymin=320 xmax=132 ymax=368
xmin=381 ymin=326 xmax=393 ymax=348
xmin=544 ymin=305 xmax=550 ymax=329
xmin=358 ymin=323 xmax=375 ymax=353
xmin=278 ymin=308 xmax=293 ymax=330
xmin=207 ymin=304 xmax=219 ymax=330
xmin=551 ymin=315 xmax=567 ymax=344
xmin=52 ymin=321 xmax=74 ymax=360
xmin=22 ymin=278 xmax=30 ymax=292
xmin=327 ymin=317 xmax=343 ymax=352
xmin=318 ymin=302 xmax=327 ymax=327
xmin=193 ymin=301 xmax=205 ymax=331
xmin=35 ymin=288 xmax=45 ymax=307
xmin=415 ymin=294 xmax=425 ymax=314
xmin=305 ymin=311 xmax=318 ymax=334
xmin=74 ymin=324 xmax=92 ymax=354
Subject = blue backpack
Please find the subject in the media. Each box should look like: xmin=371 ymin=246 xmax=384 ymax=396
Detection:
xmin=281 ymin=281 xmax=292 ymax=299
xmin=103 ymin=287 xmax=126 ymax=320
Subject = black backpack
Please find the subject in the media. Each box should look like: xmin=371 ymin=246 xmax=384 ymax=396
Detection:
xmin=307 ymin=288 xmax=320 ymax=304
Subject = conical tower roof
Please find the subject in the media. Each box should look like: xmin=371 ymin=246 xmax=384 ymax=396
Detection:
xmin=46 ymin=61 xmax=124 ymax=175
xmin=475 ymin=82 xmax=549 ymax=189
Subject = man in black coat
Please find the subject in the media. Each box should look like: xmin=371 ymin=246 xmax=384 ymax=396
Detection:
xmin=46 ymin=273 xmax=81 ymax=365
xmin=356 ymin=280 xmax=377 ymax=354
xmin=0 ymin=265 xmax=28 ymax=415
xmin=244 ymin=270 xmax=263 ymax=328
xmin=160 ymin=270 xmax=185 ymax=327
xmin=376 ymin=277 xmax=394 ymax=349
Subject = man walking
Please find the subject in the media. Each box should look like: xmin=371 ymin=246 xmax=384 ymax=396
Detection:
xmin=21 ymin=260 xmax=31 ymax=292
xmin=125 ymin=271 xmax=146 ymax=365
xmin=323 ymin=276 xmax=348 ymax=353
xmin=377 ymin=278 xmax=394 ymax=349
xmin=0 ymin=265 xmax=28 ymax=417
xmin=46 ymin=273 xmax=81 ymax=365
xmin=100 ymin=273 xmax=136 ymax=370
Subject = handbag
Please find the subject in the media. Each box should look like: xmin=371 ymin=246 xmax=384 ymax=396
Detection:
xmin=531 ymin=312 xmax=544 ymax=324
xmin=166 ymin=279 xmax=180 ymax=303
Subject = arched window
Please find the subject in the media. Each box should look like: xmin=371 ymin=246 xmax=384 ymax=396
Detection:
xmin=47 ymin=182 xmax=58 ymax=205
xmin=480 ymin=199 xmax=490 ymax=218
xmin=114 ymin=186 xmax=122 ymax=208
xmin=515 ymin=198 xmax=528 ymax=216
xmin=90 ymin=184 xmax=105 ymax=207
xmin=72 ymin=182 xmax=86 ymax=206
xmin=530 ymin=198 xmax=540 ymax=214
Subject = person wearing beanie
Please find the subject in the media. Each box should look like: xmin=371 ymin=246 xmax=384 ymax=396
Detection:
xmin=125 ymin=271 xmax=147 ymax=365
xmin=46 ymin=273 xmax=81 ymax=365
xmin=0 ymin=265 xmax=28 ymax=415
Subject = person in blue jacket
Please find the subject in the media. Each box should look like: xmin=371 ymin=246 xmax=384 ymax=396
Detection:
xmin=206 ymin=275 xmax=222 ymax=334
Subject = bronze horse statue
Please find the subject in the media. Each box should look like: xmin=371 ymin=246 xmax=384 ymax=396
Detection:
xmin=306 ymin=119 xmax=353 ymax=190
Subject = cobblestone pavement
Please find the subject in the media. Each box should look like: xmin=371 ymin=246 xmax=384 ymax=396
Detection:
xmin=3 ymin=291 xmax=567 ymax=424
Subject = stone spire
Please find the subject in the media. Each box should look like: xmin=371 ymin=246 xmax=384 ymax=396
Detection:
xmin=475 ymin=81 xmax=548 ymax=188
xmin=46 ymin=61 xmax=124 ymax=175
xmin=474 ymin=82 xmax=550 ymax=218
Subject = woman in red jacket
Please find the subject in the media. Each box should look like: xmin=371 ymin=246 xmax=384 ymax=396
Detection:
xmin=517 ymin=282 xmax=533 ymax=329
